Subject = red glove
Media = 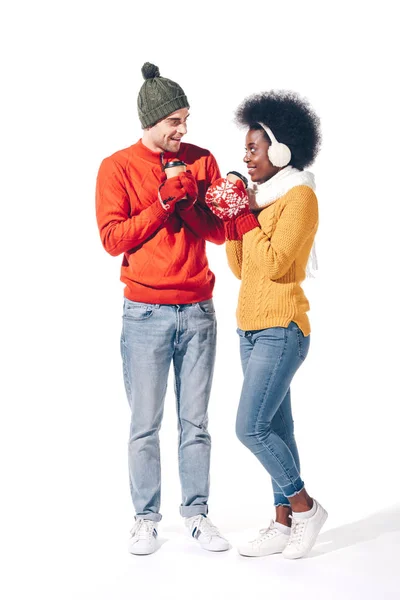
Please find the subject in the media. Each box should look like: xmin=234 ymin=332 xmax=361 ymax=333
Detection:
xmin=158 ymin=176 xmax=187 ymax=211
xmin=205 ymin=177 xmax=249 ymax=221
xmin=176 ymin=171 xmax=198 ymax=210
xmin=179 ymin=171 xmax=198 ymax=199
xmin=227 ymin=178 xmax=259 ymax=236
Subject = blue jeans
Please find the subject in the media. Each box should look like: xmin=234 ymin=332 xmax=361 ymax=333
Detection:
xmin=120 ymin=298 xmax=217 ymax=522
xmin=235 ymin=322 xmax=310 ymax=506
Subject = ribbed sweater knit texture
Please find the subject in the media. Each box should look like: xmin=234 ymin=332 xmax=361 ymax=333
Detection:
xmin=96 ymin=140 xmax=224 ymax=304
xmin=226 ymin=185 xmax=318 ymax=335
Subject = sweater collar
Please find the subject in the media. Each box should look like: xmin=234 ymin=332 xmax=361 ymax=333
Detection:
xmin=133 ymin=139 xmax=185 ymax=166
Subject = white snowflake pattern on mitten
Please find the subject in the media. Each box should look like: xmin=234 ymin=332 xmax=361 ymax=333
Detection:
xmin=205 ymin=178 xmax=248 ymax=220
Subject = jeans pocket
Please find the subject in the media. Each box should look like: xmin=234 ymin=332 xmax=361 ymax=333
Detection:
xmin=124 ymin=299 xmax=154 ymax=321
xmin=196 ymin=299 xmax=215 ymax=315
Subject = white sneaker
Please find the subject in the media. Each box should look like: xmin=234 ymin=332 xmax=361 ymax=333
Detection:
xmin=128 ymin=519 xmax=159 ymax=555
xmin=185 ymin=515 xmax=230 ymax=552
xmin=238 ymin=520 xmax=290 ymax=557
xmin=283 ymin=500 xmax=328 ymax=559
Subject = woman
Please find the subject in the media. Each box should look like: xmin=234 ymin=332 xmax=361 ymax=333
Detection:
xmin=205 ymin=90 xmax=327 ymax=559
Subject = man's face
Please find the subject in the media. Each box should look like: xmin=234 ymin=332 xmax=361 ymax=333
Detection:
xmin=146 ymin=108 xmax=190 ymax=153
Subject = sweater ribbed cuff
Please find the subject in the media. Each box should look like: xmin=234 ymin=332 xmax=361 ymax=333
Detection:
xmin=154 ymin=197 xmax=173 ymax=219
xmin=235 ymin=213 xmax=259 ymax=237
xmin=224 ymin=219 xmax=240 ymax=240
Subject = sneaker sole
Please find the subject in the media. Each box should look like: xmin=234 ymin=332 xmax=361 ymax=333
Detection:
xmin=238 ymin=548 xmax=285 ymax=557
xmin=129 ymin=543 xmax=158 ymax=555
xmin=199 ymin=543 xmax=230 ymax=552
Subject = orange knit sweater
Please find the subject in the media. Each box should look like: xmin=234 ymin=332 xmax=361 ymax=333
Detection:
xmin=226 ymin=185 xmax=318 ymax=335
xmin=96 ymin=140 xmax=224 ymax=303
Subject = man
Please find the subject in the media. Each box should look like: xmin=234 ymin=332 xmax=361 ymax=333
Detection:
xmin=96 ymin=63 xmax=228 ymax=555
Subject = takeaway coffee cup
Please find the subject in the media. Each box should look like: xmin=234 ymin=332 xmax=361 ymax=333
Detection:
xmin=163 ymin=159 xmax=187 ymax=178
xmin=226 ymin=171 xmax=248 ymax=188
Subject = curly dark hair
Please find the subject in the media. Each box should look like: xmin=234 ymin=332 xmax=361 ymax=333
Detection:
xmin=235 ymin=90 xmax=321 ymax=170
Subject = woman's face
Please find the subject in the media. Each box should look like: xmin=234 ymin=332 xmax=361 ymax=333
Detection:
xmin=243 ymin=129 xmax=281 ymax=184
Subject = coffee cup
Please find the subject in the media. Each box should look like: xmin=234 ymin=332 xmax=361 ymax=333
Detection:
xmin=226 ymin=171 xmax=248 ymax=189
xmin=163 ymin=159 xmax=187 ymax=178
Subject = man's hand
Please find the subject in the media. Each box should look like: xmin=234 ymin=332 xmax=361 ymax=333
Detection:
xmin=176 ymin=171 xmax=198 ymax=210
xmin=158 ymin=176 xmax=188 ymax=211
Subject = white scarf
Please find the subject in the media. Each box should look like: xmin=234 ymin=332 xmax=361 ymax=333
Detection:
xmin=248 ymin=166 xmax=318 ymax=278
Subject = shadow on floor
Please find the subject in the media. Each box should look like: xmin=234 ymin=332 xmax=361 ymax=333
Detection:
xmin=308 ymin=503 xmax=400 ymax=558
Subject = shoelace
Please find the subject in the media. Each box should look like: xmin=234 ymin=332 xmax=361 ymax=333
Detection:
xmin=286 ymin=519 xmax=306 ymax=546
xmin=130 ymin=519 xmax=155 ymax=540
xmin=189 ymin=516 xmax=221 ymax=540
xmin=249 ymin=520 xmax=278 ymax=544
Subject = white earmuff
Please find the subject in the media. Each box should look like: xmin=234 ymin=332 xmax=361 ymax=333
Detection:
xmin=258 ymin=123 xmax=291 ymax=168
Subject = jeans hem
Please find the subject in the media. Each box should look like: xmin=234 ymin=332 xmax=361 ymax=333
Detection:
xmin=284 ymin=481 xmax=305 ymax=498
xmin=179 ymin=504 xmax=209 ymax=518
xmin=135 ymin=513 xmax=162 ymax=523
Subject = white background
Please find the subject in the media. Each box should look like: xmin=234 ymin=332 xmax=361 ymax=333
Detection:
xmin=1 ymin=1 xmax=399 ymax=598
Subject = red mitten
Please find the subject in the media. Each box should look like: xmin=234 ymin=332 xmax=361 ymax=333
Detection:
xmin=231 ymin=178 xmax=246 ymax=193
xmin=176 ymin=171 xmax=198 ymax=211
xmin=205 ymin=177 xmax=249 ymax=221
xmin=158 ymin=176 xmax=187 ymax=210
xmin=179 ymin=171 xmax=198 ymax=200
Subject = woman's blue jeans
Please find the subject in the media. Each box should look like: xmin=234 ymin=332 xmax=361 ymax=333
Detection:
xmin=236 ymin=322 xmax=310 ymax=506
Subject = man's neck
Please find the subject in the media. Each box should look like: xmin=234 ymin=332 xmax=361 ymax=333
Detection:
xmin=141 ymin=132 xmax=162 ymax=154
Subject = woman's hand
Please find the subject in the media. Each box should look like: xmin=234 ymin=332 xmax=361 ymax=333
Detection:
xmin=205 ymin=177 xmax=249 ymax=221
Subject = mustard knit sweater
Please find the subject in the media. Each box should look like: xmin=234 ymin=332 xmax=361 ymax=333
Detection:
xmin=226 ymin=185 xmax=318 ymax=335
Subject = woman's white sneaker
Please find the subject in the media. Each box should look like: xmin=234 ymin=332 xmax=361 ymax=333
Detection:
xmin=128 ymin=518 xmax=159 ymax=555
xmin=283 ymin=500 xmax=328 ymax=559
xmin=185 ymin=515 xmax=230 ymax=551
xmin=238 ymin=520 xmax=290 ymax=557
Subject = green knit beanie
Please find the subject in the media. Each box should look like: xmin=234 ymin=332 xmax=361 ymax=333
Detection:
xmin=137 ymin=63 xmax=189 ymax=129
